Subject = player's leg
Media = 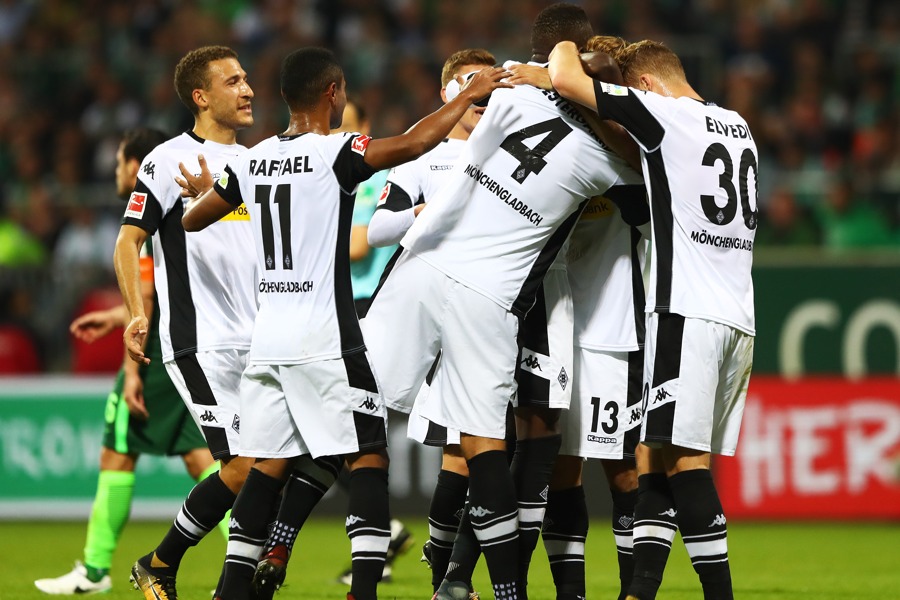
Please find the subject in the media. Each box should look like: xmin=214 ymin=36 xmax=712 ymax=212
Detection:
xmin=541 ymin=455 xmax=587 ymax=600
xmin=601 ymin=458 xmax=638 ymax=600
xmin=35 ymin=373 xmax=135 ymax=595
xmin=426 ymin=446 xmax=472 ymax=592
xmin=343 ymin=449 xmax=391 ymax=600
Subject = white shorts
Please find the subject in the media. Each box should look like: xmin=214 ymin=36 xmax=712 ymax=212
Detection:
xmin=514 ymin=268 xmax=574 ymax=410
xmin=406 ymin=354 xmax=463 ymax=446
xmin=641 ymin=313 xmax=754 ymax=456
xmin=559 ymin=347 xmax=643 ymax=460
xmin=165 ymin=349 xmax=248 ymax=460
xmin=238 ymin=351 xmax=387 ymax=459
xmin=363 ymin=252 xmax=518 ymax=440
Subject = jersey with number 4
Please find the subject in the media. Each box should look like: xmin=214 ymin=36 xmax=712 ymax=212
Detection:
xmin=121 ymin=132 xmax=256 ymax=362
xmin=214 ymin=132 xmax=376 ymax=364
xmin=592 ymin=82 xmax=759 ymax=335
xmin=401 ymin=72 xmax=640 ymax=317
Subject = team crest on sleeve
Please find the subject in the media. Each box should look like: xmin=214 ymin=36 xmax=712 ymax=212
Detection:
xmin=377 ymin=182 xmax=391 ymax=205
xmin=600 ymin=82 xmax=629 ymax=96
xmin=351 ymin=134 xmax=372 ymax=155
xmin=124 ymin=192 xmax=147 ymax=219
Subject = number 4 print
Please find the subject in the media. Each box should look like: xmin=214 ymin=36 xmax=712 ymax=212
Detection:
xmin=255 ymin=183 xmax=293 ymax=270
xmin=500 ymin=117 xmax=573 ymax=183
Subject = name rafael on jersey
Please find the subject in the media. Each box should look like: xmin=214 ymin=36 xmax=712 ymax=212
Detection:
xmin=248 ymin=155 xmax=314 ymax=177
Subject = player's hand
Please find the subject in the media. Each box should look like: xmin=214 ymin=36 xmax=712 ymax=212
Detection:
xmin=70 ymin=309 xmax=120 ymax=343
xmin=414 ymin=203 xmax=426 ymax=216
xmin=458 ymin=66 xmax=513 ymax=104
xmin=124 ymin=316 xmax=150 ymax=365
xmin=175 ymin=153 xmax=213 ymax=199
xmin=123 ymin=369 xmax=149 ymax=420
xmin=506 ymin=64 xmax=553 ymax=91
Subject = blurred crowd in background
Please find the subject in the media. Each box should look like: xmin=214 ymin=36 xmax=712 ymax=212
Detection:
xmin=0 ymin=0 xmax=898 ymax=372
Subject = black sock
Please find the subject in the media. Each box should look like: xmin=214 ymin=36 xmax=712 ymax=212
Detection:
xmin=628 ymin=473 xmax=677 ymax=600
xmin=669 ymin=469 xmax=733 ymax=600
xmin=542 ymin=486 xmax=588 ymax=600
xmin=346 ymin=467 xmax=390 ymax=600
xmin=467 ymin=450 xmax=521 ymax=598
xmin=611 ymin=487 xmax=638 ymax=600
xmin=266 ymin=455 xmax=341 ymax=555
xmin=428 ymin=470 xmax=469 ymax=591
xmin=219 ymin=469 xmax=284 ymax=600
xmin=510 ymin=434 xmax=561 ymax=588
xmin=443 ymin=502 xmax=481 ymax=586
xmin=155 ymin=471 xmax=236 ymax=573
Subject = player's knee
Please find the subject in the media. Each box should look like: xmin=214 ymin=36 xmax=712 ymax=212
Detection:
xmin=549 ymin=453 xmax=583 ymax=490
xmin=514 ymin=406 xmax=562 ymax=438
xmin=345 ymin=447 xmax=389 ymax=471
xmin=99 ymin=447 xmax=137 ymax=472
xmin=601 ymin=457 xmax=638 ymax=492
xmin=441 ymin=445 xmax=469 ymax=476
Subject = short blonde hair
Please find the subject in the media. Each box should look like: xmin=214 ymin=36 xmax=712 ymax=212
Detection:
xmin=618 ymin=40 xmax=686 ymax=87
xmin=585 ymin=35 xmax=628 ymax=63
xmin=441 ymin=48 xmax=495 ymax=87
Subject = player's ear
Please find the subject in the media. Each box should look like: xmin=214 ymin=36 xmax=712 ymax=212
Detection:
xmin=439 ymin=87 xmax=449 ymax=104
xmin=638 ymin=74 xmax=653 ymax=92
xmin=192 ymin=88 xmax=208 ymax=111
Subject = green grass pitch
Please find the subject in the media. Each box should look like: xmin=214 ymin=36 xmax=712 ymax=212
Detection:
xmin=2 ymin=519 xmax=898 ymax=599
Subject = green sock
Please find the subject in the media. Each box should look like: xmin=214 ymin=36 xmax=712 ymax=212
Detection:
xmin=197 ymin=461 xmax=231 ymax=539
xmin=83 ymin=470 xmax=135 ymax=574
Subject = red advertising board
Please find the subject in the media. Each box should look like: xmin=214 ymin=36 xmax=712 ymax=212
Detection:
xmin=715 ymin=377 xmax=900 ymax=519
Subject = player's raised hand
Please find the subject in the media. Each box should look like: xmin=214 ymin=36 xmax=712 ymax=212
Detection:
xmin=458 ymin=66 xmax=513 ymax=104
xmin=176 ymin=153 xmax=213 ymax=199
xmin=124 ymin=315 xmax=150 ymax=365
xmin=69 ymin=306 xmax=126 ymax=343
xmin=506 ymin=64 xmax=553 ymax=90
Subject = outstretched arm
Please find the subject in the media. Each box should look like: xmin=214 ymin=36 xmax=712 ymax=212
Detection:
xmin=363 ymin=66 xmax=511 ymax=171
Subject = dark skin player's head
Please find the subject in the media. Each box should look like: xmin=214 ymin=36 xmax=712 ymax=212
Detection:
xmin=531 ymin=2 xmax=593 ymax=62
xmin=281 ymin=47 xmax=347 ymax=131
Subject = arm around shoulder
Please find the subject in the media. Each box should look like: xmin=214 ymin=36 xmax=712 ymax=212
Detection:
xmin=548 ymin=41 xmax=598 ymax=111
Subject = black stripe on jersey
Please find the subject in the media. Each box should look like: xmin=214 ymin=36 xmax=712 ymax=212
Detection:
xmin=343 ymin=350 xmax=379 ymax=394
xmin=159 ymin=200 xmax=198 ymax=357
xmin=511 ymin=197 xmax=589 ymax=318
xmin=515 ymin=285 xmax=551 ymax=407
xmin=425 ymin=351 xmax=441 ymax=386
xmin=376 ymin=182 xmax=416 ymax=213
xmin=173 ymin=354 xmax=231 ymax=458
xmin=645 ymin=149 xmax=673 ymax=311
xmin=121 ymin=179 xmax=164 ymax=233
xmin=215 ymin=164 xmax=243 ymax=207
xmin=606 ymin=184 xmax=649 ymax=227
xmin=591 ymin=83 xmax=665 ymax=151
xmin=368 ymin=246 xmax=404 ymax=303
xmin=334 ymin=187 xmax=366 ymax=355
xmin=622 ymin=348 xmax=644 ymax=458
xmin=629 ymin=227 xmax=646 ymax=348
xmin=333 ymin=135 xmax=377 ymax=192
xmin=185 ymin=130 xmax=206 ymax=144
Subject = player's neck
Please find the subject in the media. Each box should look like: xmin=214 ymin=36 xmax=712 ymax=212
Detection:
xmin=192 ymin=118 xmax=237 ymax=145
xmin=284 ymin=109 xmax=331 ymax=137
xmin=448 ymin=122 xmax=470 ymax=141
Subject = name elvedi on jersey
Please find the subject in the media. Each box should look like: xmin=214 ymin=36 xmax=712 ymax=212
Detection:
xmin=463 ymin=163 xmax=544 ymax=226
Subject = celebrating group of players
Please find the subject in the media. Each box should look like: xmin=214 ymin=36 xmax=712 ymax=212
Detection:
xmin=37 ymin=3 xmax=759 ymax=600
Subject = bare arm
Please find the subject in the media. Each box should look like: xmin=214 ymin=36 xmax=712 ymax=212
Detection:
xmin=549 ymin=41 xmax=599 ymax=111
xmin=363 ymin=66 xmax=511 ymax=171
xmin=577 ymin=107 xmax=642 ymax=172
xmin=349 ymin=225 xmax=370 ymax=261
xmin=182 ymin=189 xmax=235 ymax=232
xmin=113 ymin=224 xmax=150 ymax=364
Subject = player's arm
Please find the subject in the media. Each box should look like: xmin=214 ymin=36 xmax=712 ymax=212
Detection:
xmin=182 ymin=188 xmax=234 ymax=231
xmin=548 ymin=41 xmax=600 ymax=111
xmin=69 ymin=305 xmax=129 ymax=343
xmin=113 ymin=224 xmax=151 ymax=364
xmin=362 ymin=66 xmax=511 ymax=171
xmin=368 ymin=175 xmax=422 ymax=247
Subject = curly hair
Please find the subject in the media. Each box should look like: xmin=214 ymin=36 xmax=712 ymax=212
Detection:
xmin=174 ymin=46 xmax=239 ymax=115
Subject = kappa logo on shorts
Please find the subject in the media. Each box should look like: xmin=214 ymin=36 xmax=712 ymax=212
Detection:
xmin=628 ymin=407 xmax=643 ymax=425
xmin=232 ymin=415 xmax=240 ymax=433
xmin=521 ymin=354 xmax=542 ymax=371
xmin=199 ymin=410 xmax=217 ymax=423
xmin=587 ymin=435 xmax=616 ymax=444
xmin=359 ymin=396 xmax=377 ymax=411
xmin=653 ymin=387 xmax=672 ymax=404
xmin=557 ymin=367 xmax=569 ymax=390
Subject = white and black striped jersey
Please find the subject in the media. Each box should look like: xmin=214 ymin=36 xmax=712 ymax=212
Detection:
xmin=567 ymin=190 xmax=648 ymax=352
xmin=214 ymin=131 xmax=376 ymax=364
xmin=368 ymin=138 xmax=465 ymax=247
xmin=591 ymin=82 xmax=758 ymax=335
xmin=121 ymin=132 xmax=256 ymax=362
xmin=400 ymin=70 xmax=640 ymax=317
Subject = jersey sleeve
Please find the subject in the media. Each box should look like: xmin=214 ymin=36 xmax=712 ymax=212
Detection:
xmin=379 ymin=161 xmax=425 ymax=212
xmin=591 ymin=82 xmax=667 ymax=153
xmin=331 ymin=133 xmax=378 ymax=193
xmin=121 ymin=149 xmax=169 ymax=234
xmin=352 ymin=170 xmax=389 ymax=226
xmin=213 ymin=163 xmax=245 ymax=207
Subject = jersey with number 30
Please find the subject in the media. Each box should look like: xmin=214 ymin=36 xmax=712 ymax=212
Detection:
xmin=214 ymin=132 xmax=376 ymax=364
xmin=401 ymin=68 xmax=643 ymax=317
xmin=592 ymin=82 xmax=759 ymax=335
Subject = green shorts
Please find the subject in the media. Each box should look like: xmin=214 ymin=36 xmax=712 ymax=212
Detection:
xmin=102 ymin=362 xmax=207 ymax=456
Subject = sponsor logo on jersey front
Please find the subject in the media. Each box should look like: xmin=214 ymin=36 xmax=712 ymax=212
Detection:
xmin=258 ymin=279 xmax=314 ymax=294
xmin=463 ymin=163 xmax=544 ymax=226
xmin=220 ymin=202 xmax=251 ymax=221
xmin=125 ymin=192 xmax=147 ymax=219
xmin=351 ymin=134 xmax=371 ymax=156
xmin=582 ymin=195 xmax=614 ymax=220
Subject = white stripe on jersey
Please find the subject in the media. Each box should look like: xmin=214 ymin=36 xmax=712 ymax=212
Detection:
xmin=401 ymin=73 xmax=637 ymax=317
xmin=593 ymin=85 xmax=758 ymax=335
xmin=123 ymin=132 xmax=256 ymax=362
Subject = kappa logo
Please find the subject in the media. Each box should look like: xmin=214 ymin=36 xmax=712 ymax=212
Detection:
xmin=659 ymin=509 xmax=677 ymax=518
xmin=618 ymin=515 xmax=634 ymax=528
xmin=359 ymin=396 xmax=377 ymax=411
xmin=709 ymin=514 xmax=727 ymax=527
xmin=346 ymin=514 xmax=366 ymax=526
xmin=142 ymin=161 xmax=155 ymax=179
xmin=521 ymin=354 xmax=542 ymax=371
xmin=628 ymin=407 xmax=643 ymax=424
xmin=124 ymin=192 xmax=147 ymax=219
xmin=557 ymin=367 xmax=568 ymax=390
xmin=351 ymin=134 xmax=372 ymax=156
xmin=199 ymin=410 xmax=217 ymax=423
xmin=228 ymin=517 xmax=243 ymax=530
xmin=232 ymin=414 xmax=240 ymax=433
xmin=468 ymin=506 xmax=495 ymax=518
xmin=654 ymin=387 xmax=672 ymax=404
